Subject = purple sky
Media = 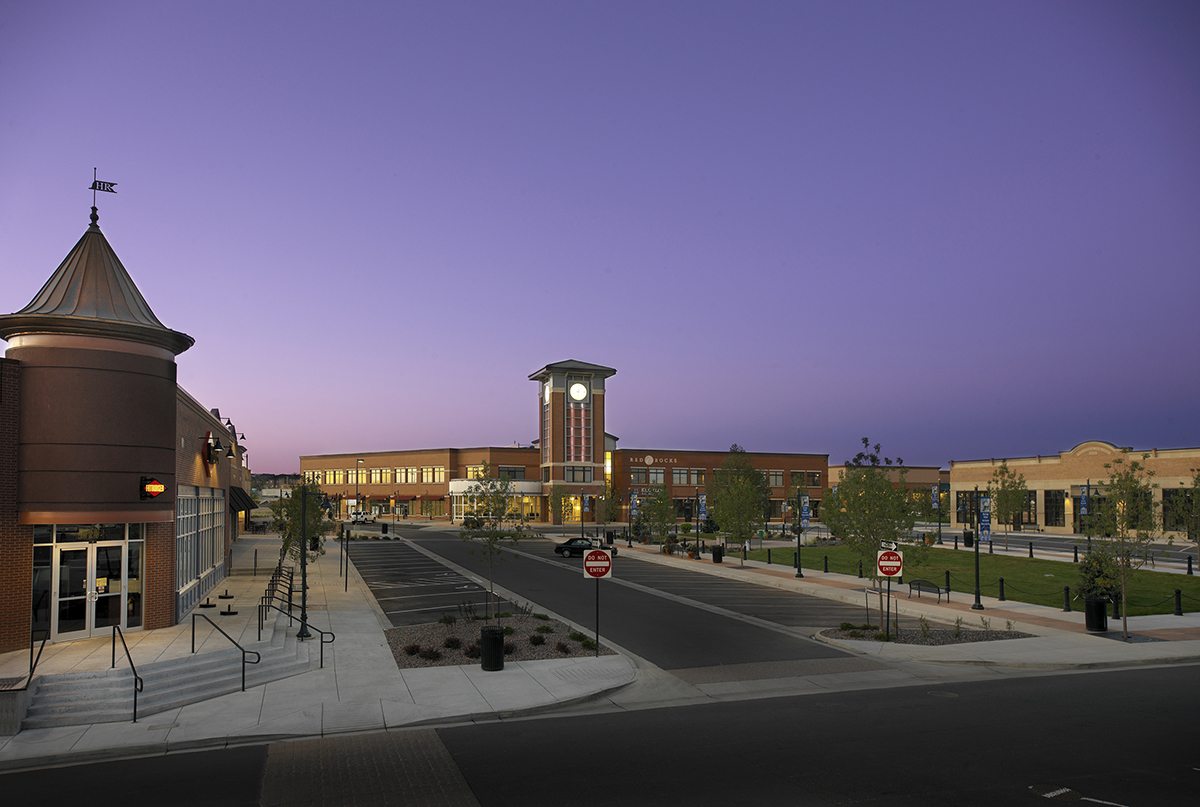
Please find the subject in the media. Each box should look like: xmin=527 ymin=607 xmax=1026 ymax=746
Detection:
xmin=3 ymin=2 xmax=1198 ymax=474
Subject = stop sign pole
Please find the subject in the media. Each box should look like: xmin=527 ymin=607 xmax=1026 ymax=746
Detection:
xmin=877 ymin=550 xmax=903 ymax=640
xmin=584 ymin=550 xmax=612 ymax=657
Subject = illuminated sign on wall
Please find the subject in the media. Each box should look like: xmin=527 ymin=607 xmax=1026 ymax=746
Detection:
xmin=140 ymin=477 xmax=166 ymax=499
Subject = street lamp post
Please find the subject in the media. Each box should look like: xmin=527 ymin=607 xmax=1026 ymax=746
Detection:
xmin=355 ymin=458 xmax=363 ymax=521
xmin=795 ymin=492 xmax=804 ymax=579
xmin=972 ymin=485 xmax=984 ymax=610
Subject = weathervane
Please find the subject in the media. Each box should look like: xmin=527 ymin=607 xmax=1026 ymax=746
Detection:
xmin=89 ymin=167 xmax=117 ymax=205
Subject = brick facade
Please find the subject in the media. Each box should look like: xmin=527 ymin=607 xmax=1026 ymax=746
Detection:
xmin=0 ymin=359 xmax=34 ymax=653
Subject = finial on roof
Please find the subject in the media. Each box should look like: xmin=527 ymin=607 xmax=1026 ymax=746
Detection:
xmin=89 ymin=206 xmax=99 ymax=229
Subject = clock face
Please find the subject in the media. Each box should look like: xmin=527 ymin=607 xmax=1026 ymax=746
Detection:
xmin=569 ymin=382 xmax=588 ymax=401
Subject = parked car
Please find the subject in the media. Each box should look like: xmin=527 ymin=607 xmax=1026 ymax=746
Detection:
xmin=555 ymin=537 xmax=618 ymax=558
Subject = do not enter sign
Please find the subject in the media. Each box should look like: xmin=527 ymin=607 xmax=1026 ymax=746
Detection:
xmin=877 ymin=549 xmax=903 ymax=577
xmin=583 ymin=549 xmax=612 ymax=579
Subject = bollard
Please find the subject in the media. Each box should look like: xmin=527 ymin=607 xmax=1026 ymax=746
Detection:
xmin=1189 ymin=555 xmax=1194 ymax=575
xmin=1029 ymin=542 xmax=1034 ymax=558
xmin=1175 ymin=589 xmax=1183 ymax=616
xmin=767 ymin=548 xmax=771 ymax=565
xmin=998 ymin=578 xmax=1006 ymax=601
xmin=1073 ymin=545 xmax=1078 ymax=563
xmin=954 ymin=535 xmax=958 ymax=550
xmin=858 ymin=560 xmax=863 ymax=578
xmin=823 ymin=555 xmax=829 ymax=573
xmin=989 ymin=540 xmax=993 ymax=554
xmin=1063 ymin=586 xmax=1071 ymax=612
xmin=945 ymin=570 xmax=951 ymax=597
xmin=1112 ymin=594 xmax=1120 ymax=619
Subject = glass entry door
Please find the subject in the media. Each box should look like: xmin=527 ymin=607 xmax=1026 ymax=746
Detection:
xmin=53 ymin=542 xmax=126 ymax=641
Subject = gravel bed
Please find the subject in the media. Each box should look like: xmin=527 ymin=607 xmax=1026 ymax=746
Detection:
xmin=385 ymin=615 xmax=616 ymax=669
xmin=820 ymin=627 xmax=1035 ymax=646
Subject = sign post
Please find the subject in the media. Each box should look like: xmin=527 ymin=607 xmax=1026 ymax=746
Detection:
xmin=583 ymin=549 xmax=612 ymax=657
xmin=877 ymin=550 xmax=903 ymax=640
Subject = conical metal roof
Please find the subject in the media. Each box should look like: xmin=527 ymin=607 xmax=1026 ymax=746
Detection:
xmin=0 ymin=207 xmax=194 ymax=354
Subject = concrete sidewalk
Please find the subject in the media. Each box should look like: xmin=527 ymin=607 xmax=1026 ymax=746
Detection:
xmin=0 ymin=533 xmax=634 ymax=772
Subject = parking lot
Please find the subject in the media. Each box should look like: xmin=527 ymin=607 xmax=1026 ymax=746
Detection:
xmin=345 ymin=541 xmax=518 ymax=626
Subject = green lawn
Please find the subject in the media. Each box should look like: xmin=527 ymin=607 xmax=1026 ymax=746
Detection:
xmin=740 ymin=543 xmax=1200 ymax=616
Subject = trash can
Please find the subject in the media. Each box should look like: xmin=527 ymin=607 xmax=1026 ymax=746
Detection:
xmin=381 ymin=523 xmax=388 ymax=535
xmin=480 ymin=626 xmax=505 ymax=671
xmin=1084 ymin=596 xmax=1108 ymax=632
xmin=712 ymin=545 xmax=723 ymax=564
xmin=963 ymin=530 xmax=974 ymax=548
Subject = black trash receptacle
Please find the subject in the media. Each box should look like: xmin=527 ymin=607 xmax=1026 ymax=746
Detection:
xmin=381 ymin=523 xmax=388 ymax=535
xmin=712 ymin=545 xmax=723 ymax=564
xmin=1084 ymin=596 xmax=1108 ymax=632
xmin=963 ymin=530 xmax=975 ymax=548
xmin=480 ymin=626 xmax=505 ymax=671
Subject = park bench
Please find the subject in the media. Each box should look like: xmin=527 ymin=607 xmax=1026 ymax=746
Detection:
xmin=907 ymin=578 xmax=949 ymax=603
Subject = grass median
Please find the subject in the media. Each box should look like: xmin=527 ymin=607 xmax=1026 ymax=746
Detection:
xmin=739 ymin=543 xmax=1200 ymax=616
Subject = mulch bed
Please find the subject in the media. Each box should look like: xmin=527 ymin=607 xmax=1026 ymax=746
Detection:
xmin=821 ymin=627 xmax=1035 ymax=646
xmin=385 ymin=614 xmax=616 ymax=669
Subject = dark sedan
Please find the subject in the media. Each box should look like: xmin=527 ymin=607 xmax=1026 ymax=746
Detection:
xmin=555 ymin=538 xmax=618 ymax=558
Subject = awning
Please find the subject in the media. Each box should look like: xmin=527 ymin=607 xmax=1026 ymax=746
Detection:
xmin=228 ymin=485 xmax=256 ymax=513
xmin=393 ymin=495 xmax=416 ymax=501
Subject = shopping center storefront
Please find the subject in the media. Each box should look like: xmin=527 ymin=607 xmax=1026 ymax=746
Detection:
xmin=0 ymin=206 xmax=253 ymax=654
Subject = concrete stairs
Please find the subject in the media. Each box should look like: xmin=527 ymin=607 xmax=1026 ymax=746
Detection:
xmin=21 ymin=613 xmax=319 ymax=730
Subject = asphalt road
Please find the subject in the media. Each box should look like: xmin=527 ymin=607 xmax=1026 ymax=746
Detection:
xmin=395 ymin=529 xmax=871 ymax=671
xmin=3 ymin=665 xmax=1194 ymax=805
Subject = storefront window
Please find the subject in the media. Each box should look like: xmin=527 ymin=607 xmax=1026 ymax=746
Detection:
xmin=1044 ymin=490 xmax=1066 ymax=528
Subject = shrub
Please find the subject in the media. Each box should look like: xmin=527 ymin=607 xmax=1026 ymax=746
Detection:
xmin=443 ymin=636 xmax=462 ymax=649
xmin=495 ymin=611 xmax=512 ymax=618
xmin=533 ymin=613 xmax=550 ymax=621
xmin=953 ymin=616 xmax=963 ymax=637
xmin=847 ymin=629 xmax=863 ymax=638
xmin=438 ymin=614 xmax=457 ymax=625
xmin=919 ymin=615 xmax=931 ymax=638
xmin=580 ymin=638 xmax=597 ymax=651
xmin=536 ymin=625 xmax=554 ymax=634
xmin=403 ymin=643 xmax=421 ymax=656
xmin=503 ymin=626 xmax=515 ymax=635
xmin=503 ymin=641 xmax=514 ymax=655
xmin=872 ymin=633 xmax=891 ymax=642
xmin=418 ymin=647 xmax=443 ymax=660
xmin=529 ymin=634 xmax=546 ymax=646
xmin=464 ymin=643 xmax=481 ymax=659
xmin=568 ymin=631 xmax=586 ymax=642
xmin=839 ymin=622 xmax=856 ymax=631
xmin=555 ymin=641 xmax=572 ymax=654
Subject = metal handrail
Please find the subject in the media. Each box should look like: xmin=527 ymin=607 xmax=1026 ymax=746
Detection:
xmin=3 ymin=629 xmax=50 ymax=692
xmin=191 ymin=613 xmax=261 ymax=691
xmin=111 ymin=625 xmax=144 ymax=723
xmin=258 ymin=601 xmax=335 ymax=669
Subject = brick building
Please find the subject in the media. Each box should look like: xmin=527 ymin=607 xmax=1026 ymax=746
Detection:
xmin=301 ymin=359 xmax=828 ymax=528
xmin=0 ymin=206 xmax=253 ymax=653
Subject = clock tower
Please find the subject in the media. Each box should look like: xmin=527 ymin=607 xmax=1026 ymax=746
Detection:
xmin=528 ymin=360 xmax=616 ymax=524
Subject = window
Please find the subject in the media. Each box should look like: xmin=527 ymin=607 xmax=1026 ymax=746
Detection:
xmin=396 ymin=467 xmax=418 ymax=484
xmin=421 ymin=466 xmax=445 ymax=484
xmin=672 ymin=468 xmax=688 ymax=485
xmin=543 ymin=467 xmax=550 ymax=483
xmin=648 ymin=468 xmax=664 ymax=485
xmin=565 ymin=466 xmax=593 ymax=483
xmin=956 ymin=490 xmax=984 ymax=525
xmin=370 ymin=467 xmax=387 ymax=485
xmin=768 ymin=470 xmax=783 ymax=487
xmin=1044 ymin=490 xmax=1066 ymax=528
xmin=466 ymin=465 xmax=485 ymax=480
xmin=499 ymin=466 xmax=526 ymax=480
xmin=1163 ymin=489 xmax=1192 ymax=533
xmin=692 ymin=469 xmax=706 ymax=485
xmin=630 ymin=467 xmax=648 ymax=484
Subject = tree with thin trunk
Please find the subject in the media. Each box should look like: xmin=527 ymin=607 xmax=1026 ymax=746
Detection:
xmin=640 ymin=483 xmax=675 ymax=545
xmin=1085 ymin=451 xmax=1161 ymax=640
xmin=988 ymin=460 xmax=1029 ymax=551
xmin=548 ymin=485 xmax=573 ymax=535
xmin=270 ymin=482 xmax=331 ymax=563
xmin=821 ymin=439 xmax=916 ymax=628
xmin=709 ymin=444 xmax=770 ymax=565
xmin=460 ymin=463 xmax=526 ymax=621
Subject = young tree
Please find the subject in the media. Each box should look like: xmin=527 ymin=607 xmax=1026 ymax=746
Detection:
xmin=1173 ymin=468 xmax=1200 ymax=568
xmin=709 ymin=444 xmax=770 ymax=557
xmin=598 ymin=479 xmax=623 ymax=530
xmin=821 ymin=439 xmax=917 ymax=626
xmin=547 ymin=486 xmax=573 ymax=534
xmin=1086 ymin=451 xmax=1161 ymax=640
xmin=270 ymin=482 xmax=332 ymax=563
xmin=640 ymin=483 xmax=675 ymax=544
xmin=988 ymin=460 xmax=1029 ymax=550
xmin=460 ymin=463 xmax=526 ymax=620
